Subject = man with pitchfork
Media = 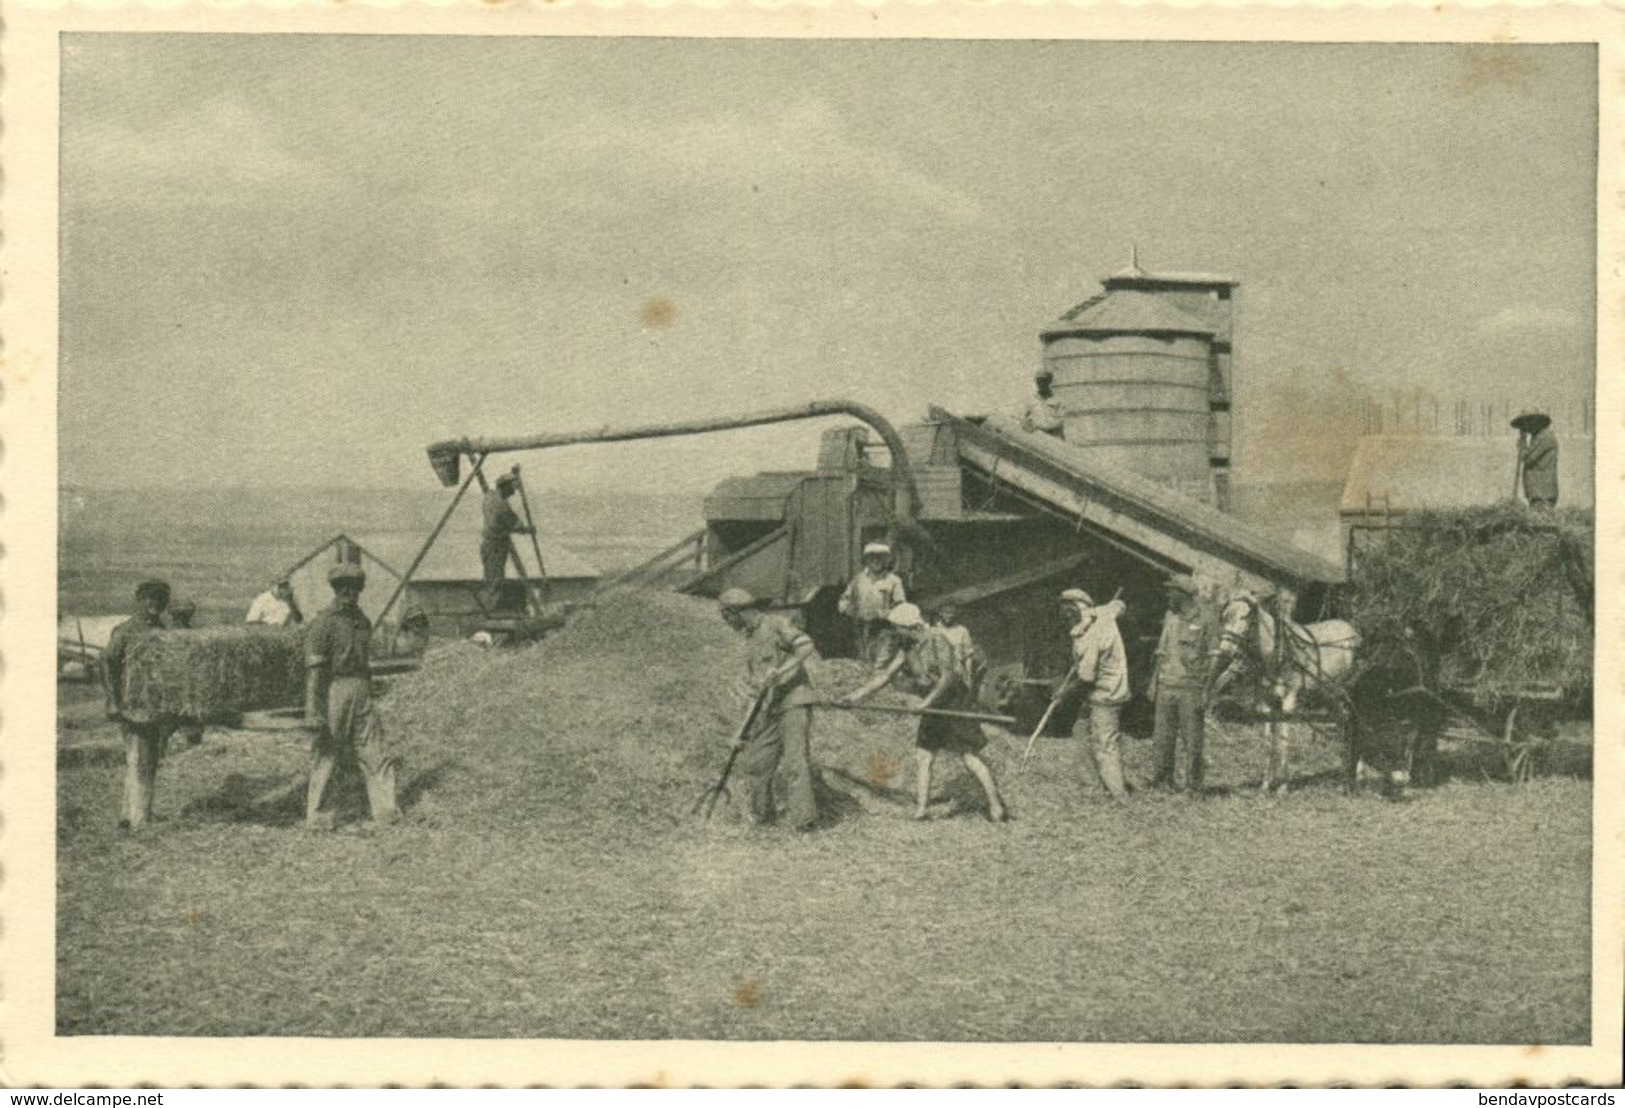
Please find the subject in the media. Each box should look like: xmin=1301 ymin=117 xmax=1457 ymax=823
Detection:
xmin=838 ymin=603 xmax=1009 ymax=823
xmin=1060 ymin=588 xmax=1132 ymax=805
xmin=718 ymin=588 xmax=822 ymax=832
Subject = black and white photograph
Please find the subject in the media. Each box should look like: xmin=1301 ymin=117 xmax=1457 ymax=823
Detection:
xmin=2 ymin=7 xmax=1620 ymax=1089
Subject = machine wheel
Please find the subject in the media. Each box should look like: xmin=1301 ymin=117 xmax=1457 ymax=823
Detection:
xmin=1503 ymin=704 xmax=1550 ymax=784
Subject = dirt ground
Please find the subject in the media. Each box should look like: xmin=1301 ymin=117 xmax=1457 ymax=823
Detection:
xmin=56 ymin=593 xmax=1592 ymax=1042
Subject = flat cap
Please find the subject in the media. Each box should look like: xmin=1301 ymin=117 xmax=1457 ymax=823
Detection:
xmin=717 ymin=587 xmax=757 ymax=610
xmin=862 ymin=542 xmax=892 ymax=558
xmin=1164 ymin=575 xmax=1200 ymax=596
xmin=327 ymin=562 xmax=366 ymax=585
xmin=1059 ymin=587 xmax=1093 ymax=606
xmin=886 ymin=602 xmax=925 ymax=629
xmin=135 ymin=579 xmax=171 ymax=603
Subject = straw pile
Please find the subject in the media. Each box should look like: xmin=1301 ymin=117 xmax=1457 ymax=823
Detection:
xmin=378 ymin=591 xmax=998 ymax=830
xmin=1347 ymin=504 xmax=1593 ymax=707
xmin=121 ymin=627 xmax=306 ymax=720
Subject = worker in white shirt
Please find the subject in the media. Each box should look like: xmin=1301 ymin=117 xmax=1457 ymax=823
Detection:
xmin=246 ymin=579 xmax=302 ymax=627
xmin=1060 ymin=587 xmax=1131 ymax=803
xmin=838 ymin=542 xmax=907 ymax=667
xmin=1021 ymin=369 xmax=1066 ymax=439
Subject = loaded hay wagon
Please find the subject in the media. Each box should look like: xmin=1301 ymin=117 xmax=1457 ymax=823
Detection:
xmin=1345 ymin=504 xmax=1594 ymax=784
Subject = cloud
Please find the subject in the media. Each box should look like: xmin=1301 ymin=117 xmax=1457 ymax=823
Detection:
xmin=531 ymin=97 xmax=987 ymax=228
xmin=65 ymin=94 xmax=320 ymax=208
xmin=1475 ymin=305 xmax=1584 ymax=335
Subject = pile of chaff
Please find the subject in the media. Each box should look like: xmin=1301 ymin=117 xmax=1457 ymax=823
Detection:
xmin=1347 ymin=504 xmax=1592 ymax=707
xmin=120 ymin=626 xmax=306 ymax=720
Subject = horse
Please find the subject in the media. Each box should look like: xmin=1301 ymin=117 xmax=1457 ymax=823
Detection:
xmin=1210 ymin=591 xmax=1363 ymax=793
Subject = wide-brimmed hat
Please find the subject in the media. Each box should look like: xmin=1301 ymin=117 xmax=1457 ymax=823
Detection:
xmin=862 ymin=542 xmax=891 ymax=558
xmin=1510 ymin=410 xmax=1551 ymax=433
xmin=1059 ymin=587 xmax=1093 ymax=606
xmin=886 ymin=603 xmax=926 ymax=629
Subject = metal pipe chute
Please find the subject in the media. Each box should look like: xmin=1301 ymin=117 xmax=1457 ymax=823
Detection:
xmin=426 ymin=399 xmax=918 ymax=525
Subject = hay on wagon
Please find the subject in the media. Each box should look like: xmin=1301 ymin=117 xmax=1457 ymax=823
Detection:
xmin=120 ymin=626 xmax=307 ymax=721
xmin=1347 ymin=504 xmax=1592 ymax=708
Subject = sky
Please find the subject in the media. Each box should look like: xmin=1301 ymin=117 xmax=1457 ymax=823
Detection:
xmin=59 ymin=37 xmax=1597 ymax=494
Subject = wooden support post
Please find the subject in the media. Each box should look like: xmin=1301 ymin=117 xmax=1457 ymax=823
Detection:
xmin=512 ymin=464 xmax=551 ymax=605
xmin=377 ymin=455 xmax=487 ymax=628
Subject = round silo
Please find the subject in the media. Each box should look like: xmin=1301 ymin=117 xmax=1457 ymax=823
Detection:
xmin=1040 ymin=290 xmax=1216 ymax=500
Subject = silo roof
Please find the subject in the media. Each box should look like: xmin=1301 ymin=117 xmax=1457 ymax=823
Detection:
xmin=1042 ymin=289 xmax=1216 ymax=340
xmin=1105 ymin=266 xmax=1239 ymax=288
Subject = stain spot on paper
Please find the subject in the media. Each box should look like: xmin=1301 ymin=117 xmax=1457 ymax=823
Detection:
xmin=731 ymin=977 xmax=763 ymax=1008
xmin=864 ymin=751 xmax=900 ymax=787
xmin=641 ymin=296 xmax=677 ymax=329
xmin=1457 ymin=44 xmax=1537 ymax=96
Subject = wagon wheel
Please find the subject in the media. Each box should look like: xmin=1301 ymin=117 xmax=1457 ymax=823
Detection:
xmin=980 ymin=665 xmax=1025 ymax=715
xmin=1503 ymin=704 xmax=1549 ymax=785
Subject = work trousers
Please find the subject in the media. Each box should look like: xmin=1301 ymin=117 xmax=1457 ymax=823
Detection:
xmin=857 ymin=620 xmax=893 ymax=669
xmin=1152 ymin=685 xmax=1206 ymax=793
xmin=736 ymin=704 xmax=818 ymax=830
xmin=121 ymin=720 xmax=167 ymax=829
xmin=481 ymin=537 xmax=510 ymax=586
xmin=312 ymin=676 xmax=400 ymax=821
xmin=1074 ymin=702 xmax=1129 ymax=800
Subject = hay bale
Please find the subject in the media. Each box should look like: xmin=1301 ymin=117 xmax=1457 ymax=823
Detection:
xmin=121 ymin=626 xmax=306 ymax=721
xmin=1347 ymin=504 xmax=1592 ymax=707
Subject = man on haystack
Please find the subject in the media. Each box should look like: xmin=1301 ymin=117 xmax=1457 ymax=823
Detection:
xmin=1512 ymin=410 xmax=1559 ymax=510
xmin=718 ymin=588 xmax=821 ymax=832
xmin=102 ymin=578 xmax=172 ymax=831
xmin=303 ymin=558 xmax=400 ymax=830
xmin=481 ymin=472 xmax=536 ymax=610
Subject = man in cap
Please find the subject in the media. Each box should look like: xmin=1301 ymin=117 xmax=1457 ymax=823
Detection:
xmin=838 ymin=542 xmax=907 ymax=666
xmin=1021 ymin=370 xmax=1066 ymax=439
xmin=165 ymin=598 xmax=206 ymax=750
xmin=838 ymin=602 xmax=1008 ymax=822
xmin=1060 ymin=587 xmax=1131 ymax=803
xmin=1512 ymin=411 xmax=1559 ymax=510
xmin=102 ymin=579 xmax=172 ymax=830
xmin=718 ymin=587 xmax=821 ymax=831
xmin=390 ymin=605 xmax=433 ymax=659
xmin=1148 ymin=575 xmax=1219 ymax=795
xmin=303 ymin=559 xmax=400 ymax=830
xmin=481 ymin=472 xmax=536 ymax=610
xmin=928 ymin=600 xmax=981 ymax=695
xmin=247 ymin=578 xmax=301 ymax=627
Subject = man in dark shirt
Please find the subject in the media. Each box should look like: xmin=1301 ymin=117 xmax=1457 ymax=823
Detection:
xmin=480 ymin=472 xmax=535 ymax=610
xmin=1148 ymin=575 xmax=1219 ymax=795
xmin=102 ymin=579 xmax=171 ymax=830
xmin=304 ymin=560 xmax=400 ymax=829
